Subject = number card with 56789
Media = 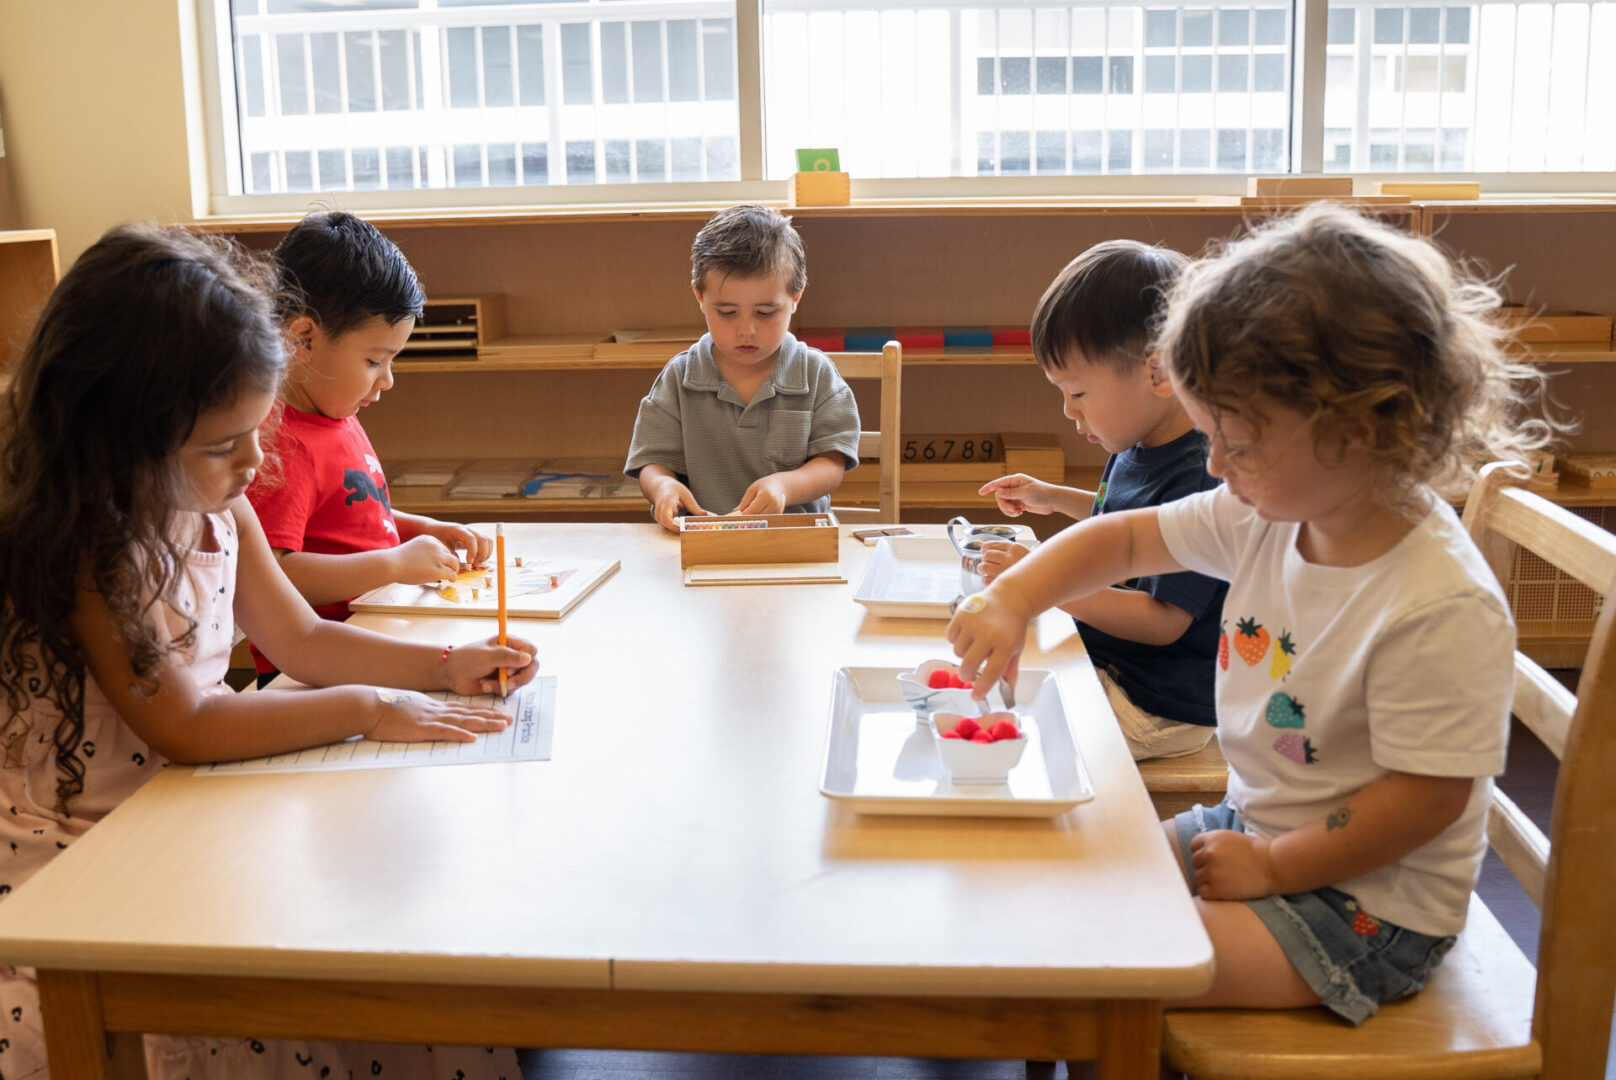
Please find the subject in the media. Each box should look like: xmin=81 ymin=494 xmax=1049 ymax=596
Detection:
xmin=899 ymin=434 xmax=1002 ymax=464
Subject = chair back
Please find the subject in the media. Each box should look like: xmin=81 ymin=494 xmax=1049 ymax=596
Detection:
xmin=1460 ymin=461 xmax=1616 ymax=1078
xmin=829 ymin=341 xmax=902 ymax=523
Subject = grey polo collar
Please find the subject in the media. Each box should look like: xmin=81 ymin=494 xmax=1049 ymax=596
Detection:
xmin=680 ymin=333 xmax=811 ymax=403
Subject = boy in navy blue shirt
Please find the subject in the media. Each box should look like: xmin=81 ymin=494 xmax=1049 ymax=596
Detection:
xmin=979 ymin=240 xmax=1225 ymax=759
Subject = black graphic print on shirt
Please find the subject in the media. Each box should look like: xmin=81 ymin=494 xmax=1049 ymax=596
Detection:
xmin=343 ymin=468 xmax=391 ymax=509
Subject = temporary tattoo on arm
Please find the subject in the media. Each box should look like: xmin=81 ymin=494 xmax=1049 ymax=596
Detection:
xmin=1326 ymin=807 xmax=1352 ymax=831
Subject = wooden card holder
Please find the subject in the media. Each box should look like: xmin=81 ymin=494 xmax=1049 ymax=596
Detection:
xmin=679 ymin=513 xmax=840 ymax=567
xmin=788 ymin=171 xmax=851 ymax=207
xmin=401 ymin=295 xmax=508 ymax=360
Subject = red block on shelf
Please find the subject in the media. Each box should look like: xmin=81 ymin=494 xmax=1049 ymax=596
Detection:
xmin=893 ymin=326 xmax=946 ymax=349
xmin=991 ymin=325 xmax=1031 ymax=346
xmin=798 ymin=328 xmax=847 ymax=351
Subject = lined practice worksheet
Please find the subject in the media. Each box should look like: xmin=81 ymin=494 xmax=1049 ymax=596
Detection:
xmin=194 ymin=677 xmax=556 ymax=775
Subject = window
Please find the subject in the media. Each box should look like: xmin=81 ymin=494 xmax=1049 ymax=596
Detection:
xmin=207 ymin=0 xmax=1616 ymax=203
xmin=1322 ymin=1 xmax=1614 ymax=172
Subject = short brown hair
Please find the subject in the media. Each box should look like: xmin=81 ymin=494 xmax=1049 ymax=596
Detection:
xmin=1031 ymin=240 xmax=1189 ymax=375
xmin=690 ymin=204 xmax=807 ymax=294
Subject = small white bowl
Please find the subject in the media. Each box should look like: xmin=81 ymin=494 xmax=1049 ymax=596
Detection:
xmin=896 ymin=659 xmax=981 ymax=716
xmin=930 ymin=711 xmax=1028 ymax=784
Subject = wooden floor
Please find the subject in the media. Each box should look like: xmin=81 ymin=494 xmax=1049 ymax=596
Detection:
xmin=515 ymin=710 xmax=1616 ymax=1080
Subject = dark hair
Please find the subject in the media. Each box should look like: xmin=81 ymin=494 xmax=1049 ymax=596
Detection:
xmin=0 ymin=223 xmax=284 ymax=814
xmin=1031 ymin=240 xmax=1189 ymax=375
xmin=690 ymin=204 xmax=808 ymax=294
xmin=1160 ymin=203 xmax=1564 ymax=511
xmin=275 ymin=211 xmax=425 ymax=337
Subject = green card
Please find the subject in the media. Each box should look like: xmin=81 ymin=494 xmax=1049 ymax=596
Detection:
xmin=795 ymin=148 xmax=841 ymax=173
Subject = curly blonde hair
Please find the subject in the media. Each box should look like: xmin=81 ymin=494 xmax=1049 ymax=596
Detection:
xmin=1159 ymin=203 xmax=1566 ymax=512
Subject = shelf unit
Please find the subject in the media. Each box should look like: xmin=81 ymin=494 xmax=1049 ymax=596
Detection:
xmin=190 ymin=198 xmax=1613 ymax=510
xmin=0 ymin=229 xmax=59 ymax=376
xmin=191 ymin=200 xmax=1616 ymax=656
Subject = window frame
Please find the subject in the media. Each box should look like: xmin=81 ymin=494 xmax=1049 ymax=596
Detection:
xmin=195 ymin=0 xmax=1616 ymax=217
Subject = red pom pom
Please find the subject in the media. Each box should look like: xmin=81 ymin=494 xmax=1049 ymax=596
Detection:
xmin=988 ymin=720 xmax=1021 ymax=742
xmin=944 ymin=672 xmax=974 ymax=689
xmin=928 ymin=670 xmax=953 ymax=689
xmin=940 ymin=730 xmax=963 ymax=740
xmin=953 ymin=718 xmax=982 ymax=739
xmin=969 ymin=732 xmax=995 ymax=744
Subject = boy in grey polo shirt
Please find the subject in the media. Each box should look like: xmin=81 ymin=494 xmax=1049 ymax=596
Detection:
xmin=626 ymin=205 xmax=861 ymax=532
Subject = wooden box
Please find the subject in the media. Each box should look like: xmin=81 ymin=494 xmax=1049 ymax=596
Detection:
xmin=1373 ymin=180 xmax=1481 ymax=199
xmin=1247 ymin=176 xmax=1354 ymax=198
xmin=401 ymin=295 xmax=507 ymax=360
xmin=1559 ymin=454 xmax=1616 ymax=488
xmin=1001 ymin=432 xmax=1067 ymax=484
xmin=679 ymin=513 xmax=840 ymax=567
xmin=1492 ymin=306 xmax=1613 ymax=346
xmin=788 ymin=171 xmax=851 ymax=207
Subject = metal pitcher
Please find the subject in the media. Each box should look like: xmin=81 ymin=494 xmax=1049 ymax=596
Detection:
xmin=947 ymin=517 xmax=1020 ymax=596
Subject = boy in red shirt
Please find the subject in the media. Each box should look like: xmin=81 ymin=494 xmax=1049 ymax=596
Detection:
xmin=247 ymin=212 xmax=491 ymax=685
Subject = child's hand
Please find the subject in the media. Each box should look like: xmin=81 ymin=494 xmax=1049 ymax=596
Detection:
xmin=734 ymin=474 xmax=791 ymax=515
xmin=393 ymin=535 xmax=462 ymax=584
xmin=652 ymin=482 xmax=706 ymax=533
xmin=365 ymin=689 xmax=511 ymax=744
xmin=426 ymin=521 xmax=494 ymax=568
xmin=443 ymin=635 xmax=539 ymax=696
xmin=978 ymin=540 xmax=1029 ymax=585
xmin=1189 ymin=830 xmax=1279 ymax=900
xmin=945 ymin=589 xmax=1033 ymax=699
xmin=979 ymin=474 xmax=1058 ymax=516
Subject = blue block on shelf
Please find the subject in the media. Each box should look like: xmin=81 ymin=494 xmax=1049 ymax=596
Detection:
xmin=843 ymin=327 xmax=896 ymax=351
xmin=943 ymin=326 xmax=994 ymax=347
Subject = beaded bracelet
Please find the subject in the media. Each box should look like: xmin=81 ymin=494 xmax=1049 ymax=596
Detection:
xmin=439 ymin=645 xmax=454 ymax=663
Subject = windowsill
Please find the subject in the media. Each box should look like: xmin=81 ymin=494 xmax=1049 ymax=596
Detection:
xmin=191 ymin=190 xmax=1616 ymax=232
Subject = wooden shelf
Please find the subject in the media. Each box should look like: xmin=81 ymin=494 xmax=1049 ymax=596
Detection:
xmin=392 ymin=341 xmax=1616 ymax=373
xmin=0 ymin=230 xmax=59 ymax=370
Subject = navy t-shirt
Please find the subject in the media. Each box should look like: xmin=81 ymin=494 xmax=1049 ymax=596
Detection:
xmin=1076 ymin=429 xmax=1226 ymax=726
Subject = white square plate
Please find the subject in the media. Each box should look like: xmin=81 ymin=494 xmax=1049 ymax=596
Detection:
xmin=851 ymin=532 xmax=1035 ymax=620
xmin=820 ymin=666 xmax=1095 ymax=817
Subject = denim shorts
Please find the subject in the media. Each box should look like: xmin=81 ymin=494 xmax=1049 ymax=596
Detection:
xmin=1175 ymin=799 xmax=1457 ymax=1025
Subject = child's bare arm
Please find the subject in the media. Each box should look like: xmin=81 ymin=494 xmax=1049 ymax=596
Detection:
xmin=1191 ymin=771 xmax=1475 ymax=901
xmin=638 ymin=464 xmax=706 ymax=532
xmin=734 ymin=452 xmax=846 ymax=515
xmin=949 ymin=507 xmax=1185 ymax=692
xmin=394 ymin=511 xmax=494 ymax=567
xmin=233 ymin=497 xmax=536 ymax=688
xmin=979 ymin=541 xmax=1194 ymax=645
xmin=275 ymin=537 xmax=461 ymax=605
xmin=70 ymin=547 xmax=524 ymax=764
xmin=978 ymin=474 xmax=1095 ymax=519
xmin=1061 ymin=589 xmax=1194 ymax=645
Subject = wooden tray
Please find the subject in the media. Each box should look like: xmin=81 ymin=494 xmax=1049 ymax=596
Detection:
xmin=678 ymin=513 xmax=840 ymax=567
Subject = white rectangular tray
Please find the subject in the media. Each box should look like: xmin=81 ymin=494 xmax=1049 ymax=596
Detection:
xmin=820 ymin=666 xmax=1095 ymax=818
xmin=851 ymin=531 xmax=1035 ymax=620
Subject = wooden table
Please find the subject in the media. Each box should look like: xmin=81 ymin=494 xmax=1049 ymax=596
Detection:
xmin=0 ymin=524 xmax=1212 ymax=1079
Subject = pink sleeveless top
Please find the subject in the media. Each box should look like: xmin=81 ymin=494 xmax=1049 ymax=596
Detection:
xmin=0 ymin=511 xmax=237 ymax=897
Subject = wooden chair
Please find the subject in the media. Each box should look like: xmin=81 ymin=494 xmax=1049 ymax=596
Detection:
xmin=1138 ymin=738 xmax=1230 ymax=817
xmin=1162 ymin=461 xmax=1616 ymax=1080
xmin=829 ymin=341 xmax=902 ymax=524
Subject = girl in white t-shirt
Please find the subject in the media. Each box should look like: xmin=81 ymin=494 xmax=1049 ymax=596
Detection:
xmin=0 ymin=224 xmax=536 ymax=1077
xmin=947 ymin=204 xmax=1562 ymax=1024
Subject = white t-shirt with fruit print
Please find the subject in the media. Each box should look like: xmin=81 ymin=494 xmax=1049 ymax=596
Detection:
xmin=1156 ymin=485 xmax=1513 ymax=938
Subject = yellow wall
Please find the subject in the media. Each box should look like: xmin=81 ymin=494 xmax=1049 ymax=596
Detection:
xmin=0 ymin=0 xmax=204 ymax=267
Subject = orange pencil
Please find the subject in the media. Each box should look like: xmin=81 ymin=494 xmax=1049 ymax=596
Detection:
xmin=496 ymin=524 xmax=509 ymax=698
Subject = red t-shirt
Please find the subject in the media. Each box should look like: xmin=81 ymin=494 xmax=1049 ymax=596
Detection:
xmin=246 ymin=406 xmax=399 ymax=673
